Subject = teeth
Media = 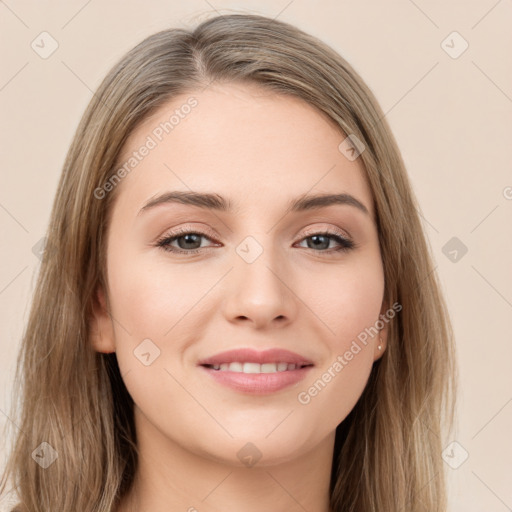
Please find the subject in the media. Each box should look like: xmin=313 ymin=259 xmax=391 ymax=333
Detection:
xmin=209 ymin=362 xmax=305 ymax=373
xmin=243 ymin=362 xmax=261 ymax=373
xmin=261 ymin=363 xmax=277 ymax=373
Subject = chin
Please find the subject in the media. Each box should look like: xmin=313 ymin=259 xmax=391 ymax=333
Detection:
xmin=192 ymin=427 xmax=318 ymax=468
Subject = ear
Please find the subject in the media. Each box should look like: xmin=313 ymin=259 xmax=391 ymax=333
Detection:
xmin=373 ymin=300 xmax=389 ymax=362
xmin=89 ymin=285 xmax=116 ymax=354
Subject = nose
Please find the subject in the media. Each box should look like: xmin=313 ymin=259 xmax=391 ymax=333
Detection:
xmin=222 ymin=243 xmax=297 ymax=330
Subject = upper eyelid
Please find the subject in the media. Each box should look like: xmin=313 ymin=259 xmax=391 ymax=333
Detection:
xmin=158 ymin=225 xmax=353 ymax=245
xmin=155 ymin=226 xmax=357 ymax=257
xmin=159 ymin=221 xmax=353 ymax=238
xmin=300 ymin=225 xmax=351 ymax=240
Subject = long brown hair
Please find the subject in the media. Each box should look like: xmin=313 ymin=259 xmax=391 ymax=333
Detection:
xmin=1 ymin=13 xmax=456 ymax=511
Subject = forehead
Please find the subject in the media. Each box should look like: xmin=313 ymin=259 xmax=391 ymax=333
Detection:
xmin=114 ymin=82 xmax=374 ymax=219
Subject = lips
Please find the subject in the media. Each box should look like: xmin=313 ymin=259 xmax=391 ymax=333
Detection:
xmin=197 ymin=348 xmax=315 ymax=394
xmin=197 ymin=347 xmax=314 ymax=367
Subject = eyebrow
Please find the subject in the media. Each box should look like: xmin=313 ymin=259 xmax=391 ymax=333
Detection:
xmin=138 ymin=190 xmax=370 ymax=216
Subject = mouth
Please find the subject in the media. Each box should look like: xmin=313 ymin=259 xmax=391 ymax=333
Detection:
xmin=202 ymin=362 xmax=313 ymax=373
xmin=197 ymin=347 xmax=314 ymax=394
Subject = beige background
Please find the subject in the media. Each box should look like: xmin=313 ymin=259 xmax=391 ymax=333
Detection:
xmin=1 ymin=1 xmax=511 ymax=510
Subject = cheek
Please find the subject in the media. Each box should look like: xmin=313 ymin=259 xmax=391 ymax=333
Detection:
xmin=311 ymin=252 xmax=385 ymax=350
xmin=108 ymin=241 xmax=384 ymax=368
xmin=294 ymin=253 xmax=383 ymax=423
xmin=107 ymin=249 xmax=207 ymax=338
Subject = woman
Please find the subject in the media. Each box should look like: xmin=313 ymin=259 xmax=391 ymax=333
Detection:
xmin=0 ymin=13 xmax=456 ymax=512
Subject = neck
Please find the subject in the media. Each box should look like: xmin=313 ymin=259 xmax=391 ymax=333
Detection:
xmin=116 ymin=406 xmax=335 ymax=512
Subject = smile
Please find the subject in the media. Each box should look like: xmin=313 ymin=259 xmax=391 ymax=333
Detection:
xmin=203 ymin=362 xmax=312 ymax=373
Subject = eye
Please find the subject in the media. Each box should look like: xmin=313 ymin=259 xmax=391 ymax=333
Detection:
xmin=295 ymin=229 xmax=356 ymax=255
xmin=155 ymin=228 xmax=218 ymax=255
xmin=155 ymin=227 xmax=357 ymax=256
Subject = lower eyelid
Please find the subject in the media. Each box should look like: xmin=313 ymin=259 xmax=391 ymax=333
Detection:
xmin=157 ymin=230 xmax=354 ymax=254
xmin=156 ymin=232 xmax=217 ymax=251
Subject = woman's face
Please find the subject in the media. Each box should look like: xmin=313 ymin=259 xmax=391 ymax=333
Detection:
xmin=91 ymin=82 xmax=387 ymax=466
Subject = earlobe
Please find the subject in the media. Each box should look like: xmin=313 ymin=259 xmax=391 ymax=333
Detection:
xmin=374 ymin=331 xmax=386 ymax=361
xmin=89 ymin=286 xmax=116 ymax=354
xmin=373 ymin=301 xmax=389 ymax=361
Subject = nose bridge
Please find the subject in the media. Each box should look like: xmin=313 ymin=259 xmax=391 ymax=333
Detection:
xmin=224 ymin=232 xmax=295 ymax=326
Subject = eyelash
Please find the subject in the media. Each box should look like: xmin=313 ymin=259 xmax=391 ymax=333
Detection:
xmin=155 ymin=226 xmax=356 ymax=257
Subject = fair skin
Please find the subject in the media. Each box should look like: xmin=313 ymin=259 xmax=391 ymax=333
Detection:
xmin=90 ymin=82 xmax=388 ymax=512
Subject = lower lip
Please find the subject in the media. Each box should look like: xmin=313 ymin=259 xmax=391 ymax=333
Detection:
xmin=198 ymin=365 xmax=313 ymax=395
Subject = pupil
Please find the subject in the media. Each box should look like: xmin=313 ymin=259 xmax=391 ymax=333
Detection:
xmin=176 ymin=234 xmax=331 ymax=251
xmin=309 ymin=235 xmax=328 ymax=250
xmin=180 ymin=234 xmax=200 ymax=249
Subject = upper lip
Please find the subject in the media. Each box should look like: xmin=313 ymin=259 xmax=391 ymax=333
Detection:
xmin=198 ymin=348 xmax=314 ymax=367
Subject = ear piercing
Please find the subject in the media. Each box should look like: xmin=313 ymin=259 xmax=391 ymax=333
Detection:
xmin=377 ymin=334 xmax=383 ymax=351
